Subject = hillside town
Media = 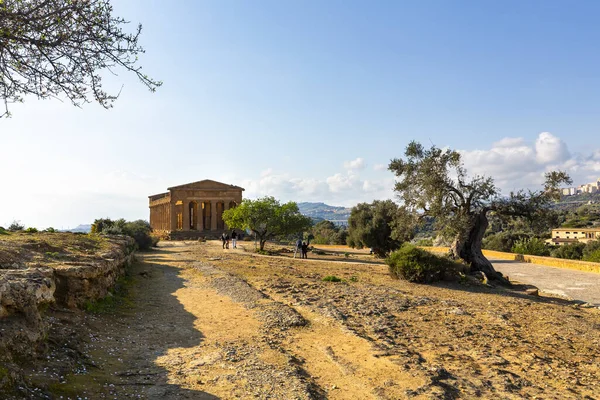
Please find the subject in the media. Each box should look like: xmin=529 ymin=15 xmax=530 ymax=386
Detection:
xmin=562 ymin=177 xmax=600 ymax=195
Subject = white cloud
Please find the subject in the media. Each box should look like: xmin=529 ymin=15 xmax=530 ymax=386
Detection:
xmin=260 ymin=168 xmax=273 ymax=177
xmin=460 ymin=132 xmax=600 ymax=193
xmin=343 ymin=157 xmax=366 ymax=170
xmin=373 ymin=163 xmax=387 ymax=171
xmin=535 ymin=132 xmax=570 ymax=164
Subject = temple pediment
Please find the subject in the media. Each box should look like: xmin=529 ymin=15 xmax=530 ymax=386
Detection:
xmin=167 ymin=180 xmax=244 ymax=191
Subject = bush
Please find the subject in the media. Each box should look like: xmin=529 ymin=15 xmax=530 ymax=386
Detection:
xmin=415 ymin=238 xmax=434 ymax=247
xmin=386 ymin=243 xmax=462 ymax=283
xmin=44 ymin=227 xmax=57 ymax=233
xmin=8 ymin=220 xmax=24 ymax=232
xmin=322 ymin=275 xmax=342 ymax=282
xmin=483 ymin=231 xmax=530 ymax=253
xmin=583 ymin=240 xmax=600 ymax=259
xmin=583 ymin=248 xmax=600 ymax=263
xmin=511 ymin=238 xmax=550 ymax=256
xmin=25 ymin=227 xmax=38 ymax=233
xmin=91 ymin=218 xmax=155 ymax=250
xmin=551 ymin=242 xmax=586 ymax=260
xmin=0 ymin=227 xmax=8 ymax=235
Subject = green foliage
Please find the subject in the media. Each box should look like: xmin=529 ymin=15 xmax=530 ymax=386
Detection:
xmin=483 ymin=231 xmax=531 ymax=252
xmin=309 ymin=220 xmax=348 ymax=245
xmin=344 ymin=252 xmax=350 ymax=258
xmin=322 ymin=275 xmax=342 ymax=282
xmin=551 ymin=243 xmax=586 ymax=260
xmin=510 ymin=238 xmax=550 ymax=256
xmin=24 ymin=227 xmax=38 ymax=233
xmin=583 ymin=240 xmax=600 ymax=260
xmin=0 ymin=0 xmax=161 ymax=118
xmin=8 ymin=220 xmax=24 ymax=231
xmin=349 ymin=275 xmax=358 ymax=282
xmin=347 ymin=200 xmax=403 ymax=258
xmin=415 ymin=238 xmax=434 ymax=247
xmin=44 ymin=227 xmax=57 ymax=233
xmin=0 ymin=227 xmax=8 ymax=235
xmin=45 ymin=251 xmax=60 ymax=258
xmin=84 ymin=274 xmax=133 ymax=313
xmin=583 ymin=248 xmax=600 ymax=263
xmin=222 ymin=197 xmax=312 ymax=251
xmin=386 ymin=244 xmax=462 ymax=283
xmin=91 ymin=218 xmax=156 ymax=250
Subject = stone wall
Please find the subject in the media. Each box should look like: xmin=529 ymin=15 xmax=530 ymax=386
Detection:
xmin=0 ymin=235 xmax=136 ymax=365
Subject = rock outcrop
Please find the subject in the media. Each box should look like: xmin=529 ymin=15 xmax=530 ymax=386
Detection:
xmin=0 ymin=234 xmax=136 ymax=367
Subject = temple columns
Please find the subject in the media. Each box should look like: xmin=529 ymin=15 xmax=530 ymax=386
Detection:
xmin=211 ymin=200 xmax=218 ymax=231
xmin=182 ymin=200 xmax=190 ymax=231
xmin=170 ymin=202 xmax=177 ymax=231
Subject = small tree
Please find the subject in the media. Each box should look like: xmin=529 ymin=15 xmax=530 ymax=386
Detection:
xmin=8 ymin=220 xmax=24 ymax=231
xmin=346 ymin=200 xmax=407 ymax=257
xmin=0 ymin=0 xmax=161 ymax=117
xmin=389 ymin=141 xmax=571 ymax=282
xmin=222 ymin=197 xmax=312 ymax=251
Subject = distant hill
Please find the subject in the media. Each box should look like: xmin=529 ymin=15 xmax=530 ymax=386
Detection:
xmin=555 ymin=192 xmax=600 ymax=210
xmin=297 ymin=202 xmax=351 ymax=225
xmin=62 ymin=224 xmax=92 ymax=233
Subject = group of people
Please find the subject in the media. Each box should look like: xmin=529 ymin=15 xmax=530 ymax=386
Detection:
xmin=221 ymin=230 xmax=238 ymax=249
xmin=295 ymin=238 xmax=310 ymax=259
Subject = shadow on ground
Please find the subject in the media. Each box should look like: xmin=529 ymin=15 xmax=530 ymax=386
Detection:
xmin=46 ymin=249 xmax=221 ymax=400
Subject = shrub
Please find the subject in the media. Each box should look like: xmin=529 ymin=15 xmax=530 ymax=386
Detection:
xmin=25 ymin=227 xmax=38 ymax=233
xmin=583 ymin=248 xmax=600 ymax=263
xmin=322 ymin=275 xmax=342 ymax=282
xmin=44 ymin=227 xmax=57 ymax=233
xmin=122 ymin=220 xmax=154 ymax=250
xmin=511 ymin=238 xmax=550 ymax=256
xmin=91 ymin=218 xmax=155 ymax=250
xmin=483 ymin=231 xmax=530 ymax=253
xmin=551 ymin=242 xmax=586 ymax=260
xmin=415 ymin=238 xmax=433 ymax=247
xmin=386 ymin=243 xmax=462 ymax=283
xmin=8 ymin=220 xmax=24 ymax=231
xmin=583 ymin=240 xmax=600 ymax=259
xmin=0 ymin=227 xmax=8 ymax=235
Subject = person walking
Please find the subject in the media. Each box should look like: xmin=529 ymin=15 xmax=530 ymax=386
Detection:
xmin=225 ymin=233 xmax=230 ymax=249
xmin=231 ymin=230 xmax=238 ymax=249
xmin=221 ymin=232 xmax=227 ymax=249
xmin=301 ymin=241 xmax=308 ymax=259
xmin=294 ymin=238 xmax=302 ymax=258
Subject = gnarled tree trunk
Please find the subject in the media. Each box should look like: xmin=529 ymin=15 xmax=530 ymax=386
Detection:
xmin=450 ymin=210 xmax=510 ymax=284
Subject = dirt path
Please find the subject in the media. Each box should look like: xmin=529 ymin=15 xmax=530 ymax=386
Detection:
xmin=35 ymin=241 xmax=600 ymax=400
xmin=491 ymin=259 xmax=600 ymax=305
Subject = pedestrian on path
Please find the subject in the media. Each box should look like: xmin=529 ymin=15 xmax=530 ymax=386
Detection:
xmin=301 ymin=241 xmax=308 ymax=259
xmin=294 ymin=238 xmax=302 ymax=258
xmin=221 ymin=232 xmax=227 ymax=249
xmin=231 ymin=230 xmax=238 ymax=249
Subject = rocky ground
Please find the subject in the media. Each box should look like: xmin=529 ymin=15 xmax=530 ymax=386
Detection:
xmin=4 ymin=240 xmax=600 ymax=399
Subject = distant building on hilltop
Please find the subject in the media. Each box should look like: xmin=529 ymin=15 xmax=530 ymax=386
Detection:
xmin=148 ymin=180 xmax=244 ymax=239
xmin=546 ymin=227 xmax=600 ymax=246
xmin=561 ymin=177 xmax=600 ymax=196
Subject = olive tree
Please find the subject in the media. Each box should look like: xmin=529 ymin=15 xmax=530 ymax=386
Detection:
xmin=0 ymin=0 xmax=161 ymax=117
xmin=222 ymin=196 xmax=313 ymax=251
xmin=389 ymin=141 xmax=571 ymax=282
xmin=347 ymin=200 xmax=410 ymax=257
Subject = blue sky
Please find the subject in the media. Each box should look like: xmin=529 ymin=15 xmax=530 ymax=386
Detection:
xmin=2 ymin=0 xmax=600 ymax=228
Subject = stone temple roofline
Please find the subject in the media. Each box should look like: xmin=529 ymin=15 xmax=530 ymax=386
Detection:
xmin=148 ymin=192 xmax=170 ymax=200
xmin=167 ymin=179 xmax=245 ymax=191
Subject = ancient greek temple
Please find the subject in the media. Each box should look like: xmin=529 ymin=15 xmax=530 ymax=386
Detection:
xmin=148 ymin=180 xmax=244 ymax=238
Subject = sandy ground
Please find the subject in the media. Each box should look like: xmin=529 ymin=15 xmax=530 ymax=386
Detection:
xmin=19 ymin=240 xmax=600 ymax=399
